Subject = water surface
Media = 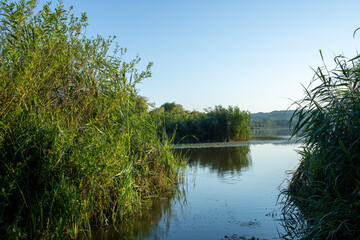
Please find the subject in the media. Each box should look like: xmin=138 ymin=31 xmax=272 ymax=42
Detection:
xmin=91 ymin=141 xmax=300 ymax=239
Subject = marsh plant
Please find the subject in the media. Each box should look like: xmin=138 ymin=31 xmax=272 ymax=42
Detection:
xmin=0 ymin=0 xmax=183 ymax=239
xmin=152 ymin=103 xmax=251 ymax=143
xmin=281 ymin=49 xmax=360 ymax=239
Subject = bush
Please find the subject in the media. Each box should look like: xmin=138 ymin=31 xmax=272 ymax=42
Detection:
xmin=151 ymin=104 xmax=250 ymax=143
xmin=0 ymin=1 xmax=183 ymax=239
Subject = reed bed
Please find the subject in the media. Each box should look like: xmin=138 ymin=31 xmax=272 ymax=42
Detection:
xmin=280 ymin=50 xmax=360 ymax=239
xmin=0 ymin=1 xmax=184 ymax=239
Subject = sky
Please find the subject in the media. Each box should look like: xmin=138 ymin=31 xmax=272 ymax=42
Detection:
xmin=40 ymin=0 xmax=360 ymax=113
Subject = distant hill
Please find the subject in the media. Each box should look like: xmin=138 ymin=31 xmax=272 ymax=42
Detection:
xmin=251 ymin=110 xmax=294 ymax=120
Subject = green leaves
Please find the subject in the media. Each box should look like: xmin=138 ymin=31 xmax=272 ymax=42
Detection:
xmin=0 ymin=1 xmax=183 ymax=239
xmin=283 ymin=43 xmax=360 ymax=239
xmin=153 ymin=103 xmax=250 ymax=143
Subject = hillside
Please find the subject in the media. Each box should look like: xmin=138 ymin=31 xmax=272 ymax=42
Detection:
xmin=251 ymin=110 xmax=294 ymax=120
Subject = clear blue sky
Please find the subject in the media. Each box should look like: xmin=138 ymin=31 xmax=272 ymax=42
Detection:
xmin=44 ymin=0 xmax=360 ymax=113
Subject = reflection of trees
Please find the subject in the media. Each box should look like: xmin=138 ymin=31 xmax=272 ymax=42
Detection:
xmin=84 ymin=187 xmax=186 ymax=240
xmin=183 ymin=146 xmax=251 ymax=176
xmin=84 ymin=146 xmax=251 ymax=239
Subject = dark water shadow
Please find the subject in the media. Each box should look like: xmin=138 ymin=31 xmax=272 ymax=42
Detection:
xmin=83 ymin=141 xmax=301 ymax=239
xmin=84 ymin=146 xmax=252 ymax=239
xmin=178 ymin=146 xmax=251 ymax=178
xmin=80 ymin=183 xmax=187 ymax=240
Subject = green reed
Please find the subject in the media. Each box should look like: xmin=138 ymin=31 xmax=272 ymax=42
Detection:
xmin=151 ymin=104 xmax=251 ymax=143
xmin=280 ymin=49 xmax=360 ymax=239
xmin=0 ymin=1 xmax=184 ymax=239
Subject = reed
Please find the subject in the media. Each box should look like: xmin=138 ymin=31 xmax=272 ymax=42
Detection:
xmin=0 ymin=1 xmax=184 ymax=239
xmin=280 ymin=49 xmax=360 ymax=239
xmin=151 ymin=104 xmax=251 ymax=143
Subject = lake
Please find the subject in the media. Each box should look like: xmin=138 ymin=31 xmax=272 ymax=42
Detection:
xmin=90 ymin=139 xmax=300 ymax=240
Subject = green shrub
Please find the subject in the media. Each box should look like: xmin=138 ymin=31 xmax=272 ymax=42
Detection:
xmin=0 ymin=0 xmax=183 ymax=239
xmin=151 ymin=104 xmax=251 ymax=143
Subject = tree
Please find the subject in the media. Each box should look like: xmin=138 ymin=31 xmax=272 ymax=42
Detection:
xmin=161 ymin=102 xmax=186 ymax=114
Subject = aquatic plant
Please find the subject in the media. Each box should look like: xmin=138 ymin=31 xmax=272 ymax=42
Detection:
xmin=151 ymin=104 xmax=251 ymax=143
xmin=281 ymin=49 xmax=360 ymax=239
xmin=0 ymin=0 xmax=183 ymax=239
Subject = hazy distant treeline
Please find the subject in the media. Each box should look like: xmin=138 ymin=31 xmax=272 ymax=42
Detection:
xmin=150 ymin=102 xmax=251 ymax=143
xmin=250 ymin=110 xmax=295 ymax=129
xmin=251 ymin=118 xmax=289 ymax=129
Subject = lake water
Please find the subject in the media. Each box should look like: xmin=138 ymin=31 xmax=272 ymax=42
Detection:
xmin=91 ymin=140 xmax=300 ymax=240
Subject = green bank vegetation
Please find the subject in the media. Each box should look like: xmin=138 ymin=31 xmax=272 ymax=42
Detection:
xmin=150 ymin=102 xmax=251 ymax=143
xmin=250 ymin=111 xmax=294 ymax=139
xmin=251 ymin=118 xmax=289 ymax=129
xmin=281 ymin=49 xmax=360 ymax=238
xmin=0 ymin=1 xmax=183 ymax=239
xmin=251 ymin=110 xmax=294 ymax=129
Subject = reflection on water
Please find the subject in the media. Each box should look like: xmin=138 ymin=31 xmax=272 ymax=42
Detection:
xmin=86 ymin=187 xmax=186 ymax=240
xmin=88 ymin=142 xmax=299 ymax=240
xmin=182 ymin=146 xmax=251 ymax=177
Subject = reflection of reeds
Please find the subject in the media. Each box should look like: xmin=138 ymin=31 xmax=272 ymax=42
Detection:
xmin=84 ymin=184 xmax=187 ymax=240
xmin=181 ymin=146 xmax=251 ymax=176
xmin=280 ymin=51 xmax=360 ymax=239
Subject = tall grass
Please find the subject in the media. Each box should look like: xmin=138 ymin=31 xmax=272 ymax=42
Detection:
xmin=151 ymin=104 xmax=251 ymax=143
xmin=281 ymin=49 xmax=360 ymax=239
xmin=0 ymin=1 xmax=184 ymax=239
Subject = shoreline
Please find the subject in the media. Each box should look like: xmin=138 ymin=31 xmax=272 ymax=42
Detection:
xmin=172 ymin=136 xmax=302 ymax=149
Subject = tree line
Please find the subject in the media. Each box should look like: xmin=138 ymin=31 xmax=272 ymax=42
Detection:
xmin=150 ymin=102 xmax=251 ymax=143
xmin=251 ymin=118 xmax=289 ymax=129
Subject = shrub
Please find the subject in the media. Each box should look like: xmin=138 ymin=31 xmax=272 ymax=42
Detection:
xmin=152 ymin=104 xmax=250 ymax=143
xmin=0 ymin=1 xmax=183 ymax=239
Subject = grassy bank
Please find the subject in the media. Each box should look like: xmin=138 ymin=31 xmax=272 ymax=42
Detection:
xmin=281 ymin=49 xmax=360 ymax=239
xmin=0 ymin=1 xmax=183 ymax=239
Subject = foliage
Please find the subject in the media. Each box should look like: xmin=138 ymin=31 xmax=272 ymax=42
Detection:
xmin=251 ymin=118 xmax=290 ymax=129
xmin=160 ymin=102 xmax=186 ymax=114
xmin=151 ymin=104 xmax=251 ymax=143
xmin=281 ymin=50 xmax=360 ymax=239
xmin=0 ymin=1 xmax=183 ymax=239
xmin=250 ymin=118 xmax=292 ymax=138
xmin=251 ymin=110 xmax=294 ymax=120
xmin=182 ymin=146 xmax=251 ymax=176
